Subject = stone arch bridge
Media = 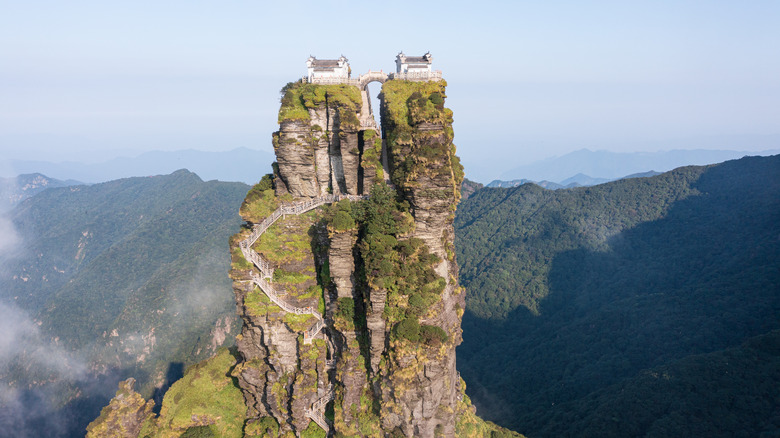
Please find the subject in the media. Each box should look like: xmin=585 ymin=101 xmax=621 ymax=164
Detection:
xmin=358 ymin=71 xmax=389 ymax=88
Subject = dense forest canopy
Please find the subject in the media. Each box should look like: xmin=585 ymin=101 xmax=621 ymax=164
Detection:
xmin=0 ymin=170 xmax=246 ymax=436
xmin=455 ymin=155 xmax=780 ymax=436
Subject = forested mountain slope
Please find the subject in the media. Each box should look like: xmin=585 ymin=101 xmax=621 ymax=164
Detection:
xmin=0 ymin=173 xmax=82 ymax=210
xmin=455 ymin=155 xmax=780 ymax=436
xmin=0 ymin=170 xmax=247 ymax=437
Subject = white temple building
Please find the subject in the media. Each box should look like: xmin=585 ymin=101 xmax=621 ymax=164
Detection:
xmin=395 ymin=52 xmax=433 ymax=74
xmin=303 ymin=53 xmax=441 ymax=85
xmin=306 ymin=56 xmax=351 ymax=83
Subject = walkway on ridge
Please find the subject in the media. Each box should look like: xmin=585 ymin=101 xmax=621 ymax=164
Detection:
xmin=240 ymin=194 xmax=366 ymax=343
xmin=239 ymin=194 xmax=365 ymax=433
xmin=359 ymin=88 xmax=378 ymax=131
xmin=305 ymin=385 xmax=335 ymax=432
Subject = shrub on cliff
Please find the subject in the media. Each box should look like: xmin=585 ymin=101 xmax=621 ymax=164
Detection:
xmin=326 ymin=200 xmax=358 ymax=232
xmin=393 ymin=317 xmax=421 ymax=343
xmin=239 ymin=174 xmax=278 ymax=223
xmin=335 ymin=297 xmax=355 ymax=322
xmin=420 ymin=324 xmax=449 ymax=346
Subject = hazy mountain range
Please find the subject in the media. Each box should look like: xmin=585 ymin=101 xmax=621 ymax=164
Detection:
xmin=0 ymin=174 xmax=83 ymax=212
xmin=3 ymin=147 xmax=778 ymax=187
xmin=488 ymin=170 xmax=662 ymax=190
xmin=2 ymin=148 xmax=275 ymax=185
xmin=499 ymin=148 xmax=780 ymax=183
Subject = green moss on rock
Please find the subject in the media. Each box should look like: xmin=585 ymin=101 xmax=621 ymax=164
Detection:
xmin=380 ymin=80 xmax=463 ymax=197
xmin=86 ymin=378 xmax=155 ymax=438
xmin=139 ymin=348 xmax=246 ymax=438
xmin=279 ymin=82 xmax=362 ymax=128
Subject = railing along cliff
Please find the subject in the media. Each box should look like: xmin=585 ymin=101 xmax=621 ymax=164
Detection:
xmin=240 ymin=194 xmax=367 ymax=343
xmin=389 ymin=70 xmax=443 ymax=81
xmin=240 ymin=194 xmax=365 ymax=433
xmin=303 ymin=76 xmax=361 ymax=86
xmin=305 ymin=385 xmax=335 ymax=431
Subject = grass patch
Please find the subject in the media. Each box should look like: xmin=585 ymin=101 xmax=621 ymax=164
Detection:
xmin=299 ymin=284 xmax=322 ymax=300
xmin=300 ymin=421 xmax=327 ymax=438
xmin=239 ymin=187 xmax=279 ymax=224
xmin=253 ymin=214 xmax=315 ymax=264
xmin=279 ymin=82 xmax=362 ymax=127
xmin=273 ymin=267 xmax=315 ymax=285
xmin=381 ymin=80 xmax=449 ymax=130
xmin=230 ymin=247 xmax=252 ymax=271
xmin=244 ymin=286 xmax=282 ymax=319
xmin=244 ymin=416 xmax=279 ymax=437
xmin=146 ymin=348 xmax=245 ymax=438
xmin=379 ymin=79 xmax=463 ymax=192
xmin=278 ymin=82 xmax=311 ymax=122
xmin=282 ymin=312 xmax=316 ymax=332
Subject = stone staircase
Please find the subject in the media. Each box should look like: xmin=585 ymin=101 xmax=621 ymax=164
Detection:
xmin=240 ymin=194 xmax=366 ymax=343
xmin=240 ymin=194 xmax=367 ymax=433
xmin=359 ymin=87 xmax=379 ymax=131
xmin=305 ymin=385 xmax=335 ymax=432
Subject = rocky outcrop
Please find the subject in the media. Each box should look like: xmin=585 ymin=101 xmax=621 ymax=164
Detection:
xmin=273 ymin=83 xmax=377 ymax=199
xmin=328 ymin=230 xmax=357 ymax=299
xmin=368 ymin=79 xmax=464 ymax=437
xmin=229 ymin=209 xmax=329 ymax=435
xmin=366 ymin=287 xmax=388 ymax=373
xmin=273 ymin=120 xmax=320 ymax=198
xmin=88 ymin=75 xmax=524 ymax=438
xmin=85 ymin=378 xmax=154 ymax=438
xmin=230 ymin=79 xmax=467 ymax=437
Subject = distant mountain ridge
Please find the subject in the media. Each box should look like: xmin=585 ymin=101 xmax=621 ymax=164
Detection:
xmin=499 ymin=148 xmax=779 ymax=183
xmin=5 ymin=147 xmax=777 ymax=187
xmin=487 ymin=170 xmax=663 ymax=190
xmin=487 ymin=179 xmax=566 ymax=190
xmin=0 ymin=173 xmax=82 ymax=211
xmin=3 ymin=147 xmax=274 ymax=185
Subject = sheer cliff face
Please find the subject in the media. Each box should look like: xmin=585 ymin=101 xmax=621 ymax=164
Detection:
xmin=375 ymin=80 xmax=465 ymax=436
xmin=229 ymin=80 xmax=466 ymax=437
xmin=90 ymin=79 xmax=519 ymax=438
xmin=272 ymin=84 xmax=374 ymax=198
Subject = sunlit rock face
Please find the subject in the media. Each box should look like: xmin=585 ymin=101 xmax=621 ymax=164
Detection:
xmin=231 ymin=78 xmax=469 ymax=437
xmin=273 ymin=86 xmax=372 ymax=199
xmin=87 ymin=73 xmax=522 ymax=438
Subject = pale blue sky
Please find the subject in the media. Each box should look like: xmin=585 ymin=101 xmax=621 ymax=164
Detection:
xmin=1 ymin=0 xmax=778 ymax=181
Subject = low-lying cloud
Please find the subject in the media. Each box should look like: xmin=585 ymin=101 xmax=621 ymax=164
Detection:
xmin=0 ymin=204 xmax=91 ymax=437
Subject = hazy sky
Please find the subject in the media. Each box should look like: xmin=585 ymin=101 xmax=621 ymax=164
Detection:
xmin=1 ymin=0 xmax=778 ymax=181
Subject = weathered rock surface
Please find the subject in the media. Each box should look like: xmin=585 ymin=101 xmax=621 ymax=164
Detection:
xmin=274 ymin=85 xmax=376 ymax=199
xmin=371 ymin=80 xmax=465 ymax=437
xmin=88 ymin=77 xmax=524 ymax=438
xmin=328 ymin=230 xmax=357 ymax=299
xmin=229 ymin=211 xmax=328 ymax=435
xmin=367 ymin=288 xmax=388 ymax=373
xmin=274 ymin=120 xmax=320 ymax=198
xmin=231 ymin=79 xmax=469 ymax=437
xmin=86 ymin=378 xmax=154 ymax=438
